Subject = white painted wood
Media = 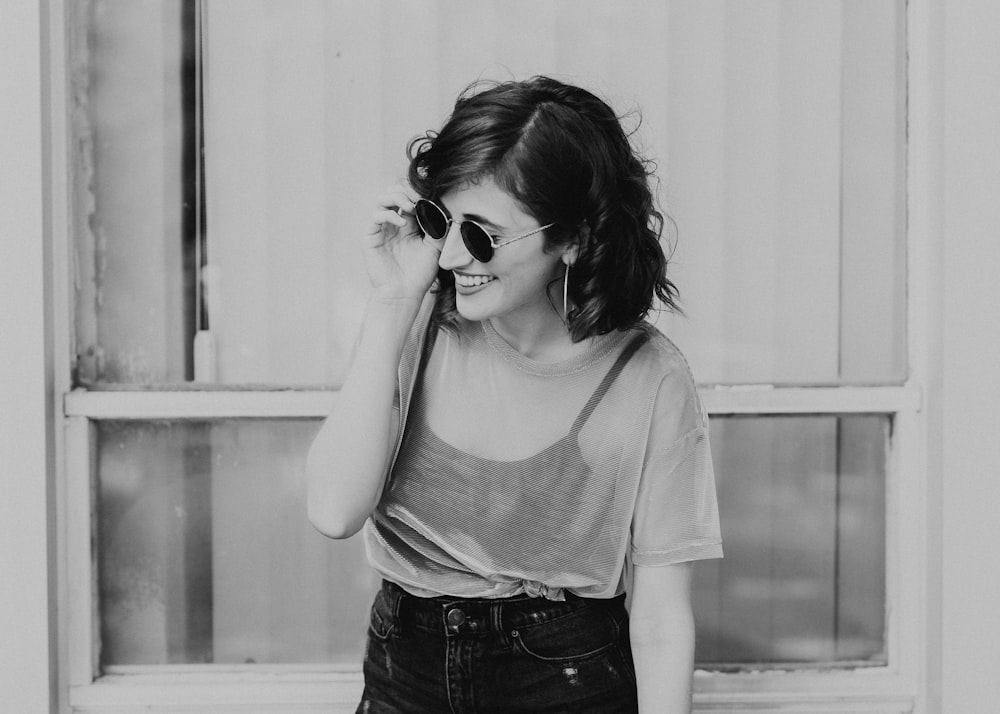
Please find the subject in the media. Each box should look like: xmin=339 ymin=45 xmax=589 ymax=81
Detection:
xmin=103 ymin=664 xmax=358 ymax=675
xmin=939 ymin=0 xmax=1000 ymax=710
xmin=69 ymin=676 xmax=363 ymax=710
xmin=63 ymin=385 xmax=921 ymax=419
xmin=67 ymin=666 xmax=918 ymax=713
xmin=64 ymin=389 xmax=338 ymax=418
xmin=65 ymin=418 xmax=97 ymax=688
xmin=0 ymin=2 xmax=54 ymax=712
xmin=903 ymin=1 xmax=942 ymax=711
xmin=699 ymin=386 xmax=920 ymax=415
xmin=46 ymin=0 xmax=76 ymax=706
xmin=66 ymin=676 xmax=916 ymax=714
xmin=890 ymin=408 xmax=928 ymax=699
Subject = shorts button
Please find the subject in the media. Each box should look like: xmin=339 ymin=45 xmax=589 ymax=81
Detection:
xmin=446 ymin=608 xmax=466 ymax=627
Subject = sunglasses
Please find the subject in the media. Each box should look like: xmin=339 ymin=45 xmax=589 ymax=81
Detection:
xmin=413 ymin=198 xmax=554 ymax=263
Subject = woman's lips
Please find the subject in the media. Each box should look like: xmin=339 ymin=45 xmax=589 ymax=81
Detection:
xmin=454 ymin=273 xmax=496 ymax=292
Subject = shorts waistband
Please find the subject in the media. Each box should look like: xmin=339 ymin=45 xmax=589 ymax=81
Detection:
xmin=378 ymin=580 xmax=625 ymax=638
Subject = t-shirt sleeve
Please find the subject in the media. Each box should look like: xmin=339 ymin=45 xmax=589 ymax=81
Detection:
xmin=630 ymin=369 xmax=723 ymax=566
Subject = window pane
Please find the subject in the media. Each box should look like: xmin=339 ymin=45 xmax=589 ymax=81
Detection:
xmin=657 ymin=1 xmax=907 ymax=384
xmin=71 ymin=0 xmax=191 ymax=384
xmin=694 ymin=415 xmax=888 ymax=668
xmin=73 ymin=0 xmax=905 ymax=386
xmin=96 ymin=419 xmax=378 ymax=667
xmin=96 ymin=415 xmax=888 ymax=669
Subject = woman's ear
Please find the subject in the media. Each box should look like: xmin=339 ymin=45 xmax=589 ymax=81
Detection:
xmin=561 ymin=224 xmax=588 ymax=266
xmin=561 ymin=245 xmax=579 ymax=266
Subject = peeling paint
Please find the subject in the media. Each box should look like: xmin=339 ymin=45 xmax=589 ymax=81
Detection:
xmin=68 ymin=0 xmax=193 ymax=385
xmin=69 ymin=0 xmax=100 ymax=384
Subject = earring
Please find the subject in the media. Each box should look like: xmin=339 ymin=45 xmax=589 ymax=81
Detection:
xmin=563 ymin=262 xmax=571 ymax=323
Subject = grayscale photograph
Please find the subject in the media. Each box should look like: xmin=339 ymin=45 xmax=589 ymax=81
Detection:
xmin=2 ymin=1 xmax=998 ymax=713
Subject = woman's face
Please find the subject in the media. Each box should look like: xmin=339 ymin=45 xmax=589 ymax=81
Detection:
xmin=436 ymin=177 xmax=565 ymax=332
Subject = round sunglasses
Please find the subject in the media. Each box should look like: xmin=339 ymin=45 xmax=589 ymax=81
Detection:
xmin=413 ymin=198 xmax=554 ymax=263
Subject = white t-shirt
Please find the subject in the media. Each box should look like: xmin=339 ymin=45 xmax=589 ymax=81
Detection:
xmin=364 ymin=298 xmax=722 ymax=600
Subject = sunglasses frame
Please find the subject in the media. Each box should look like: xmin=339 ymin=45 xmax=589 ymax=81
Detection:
xmin=414 ymin=198 xmax=554 ymax=263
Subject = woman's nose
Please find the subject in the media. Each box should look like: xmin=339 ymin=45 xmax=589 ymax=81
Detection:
xmin=437 ymin=223 xmax=474 ymax=270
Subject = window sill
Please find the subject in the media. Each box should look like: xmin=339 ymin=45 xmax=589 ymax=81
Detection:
xmin=68 ymin=670 xmax=916 ymax=714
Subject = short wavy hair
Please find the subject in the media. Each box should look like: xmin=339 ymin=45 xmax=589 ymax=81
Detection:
xmin=407 ymin=76 xmax=678 ymax=342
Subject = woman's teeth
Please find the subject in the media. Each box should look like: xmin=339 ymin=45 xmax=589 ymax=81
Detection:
xmin=455 ymin=274 xmax=495 ymax=287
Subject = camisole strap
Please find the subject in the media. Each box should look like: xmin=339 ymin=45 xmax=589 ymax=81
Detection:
xmin=569 ymin=330 xmax=650 ymax=436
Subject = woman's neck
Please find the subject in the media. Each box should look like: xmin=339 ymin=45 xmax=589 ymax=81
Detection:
xmin=487 ymin=309 xmax=586 ymax=363
xmin=484 ymin=274 xmax=592 ymax=361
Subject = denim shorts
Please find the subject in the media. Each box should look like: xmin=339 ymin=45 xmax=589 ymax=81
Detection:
xmin=357 ymin=580 xmax=638 ymax=714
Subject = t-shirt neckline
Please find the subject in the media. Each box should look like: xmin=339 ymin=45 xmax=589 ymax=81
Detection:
xmin=480 ymin=319 xmax=629 ymax=377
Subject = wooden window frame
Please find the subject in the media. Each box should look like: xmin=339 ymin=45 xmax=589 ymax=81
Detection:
xmin=48 ymin=0 xmax=937 ymax=711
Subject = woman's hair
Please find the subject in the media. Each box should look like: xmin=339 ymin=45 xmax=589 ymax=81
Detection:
xmin=407 ymin=75 xmax=679 ymax=342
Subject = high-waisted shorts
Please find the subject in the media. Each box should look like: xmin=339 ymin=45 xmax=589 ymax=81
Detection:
xmin=357 ymin=579 xmax=638 ymax=714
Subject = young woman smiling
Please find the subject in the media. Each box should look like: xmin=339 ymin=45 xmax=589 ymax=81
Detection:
xmin=307 ymin=76 xmax=722 ymax=714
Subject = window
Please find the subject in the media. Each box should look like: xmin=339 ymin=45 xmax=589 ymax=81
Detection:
xmin=61 ymin=1 xmax=926 ymax=711
xmin=697 ymin=415 xmax=888 ymax=668
xmin=95 ymin=419 xmax=373 ymax=667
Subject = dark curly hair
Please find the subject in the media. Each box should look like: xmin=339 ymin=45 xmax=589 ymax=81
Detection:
xmin=407 ymin=76 xmax=679 ymax=342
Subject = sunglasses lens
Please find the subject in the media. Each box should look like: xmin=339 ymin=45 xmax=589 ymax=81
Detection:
xmin=415 ymin=200 xmax=448 ymax=240
xmin=460 ymin=222 xmax=494 ymax=262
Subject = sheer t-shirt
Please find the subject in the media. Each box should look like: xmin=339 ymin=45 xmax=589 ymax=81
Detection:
xmin=363 ymin=298 xmax=722 ymax=600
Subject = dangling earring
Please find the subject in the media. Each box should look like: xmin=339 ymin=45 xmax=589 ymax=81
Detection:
xmin=562 ymin=261 xmax=571 ymax=325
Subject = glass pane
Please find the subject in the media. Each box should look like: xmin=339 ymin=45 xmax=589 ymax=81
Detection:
xmin=73 ymin=0 xmax=905 ymax=386
xmin=657 ymin=1 xmax=907 ymax=384
xmin=70 ymin=0 xmax=191 ymax=384
xmin=96 ymin=419 xmax=378 ymax=667
xmin=693 ymin=415 xmax=888 ymax=669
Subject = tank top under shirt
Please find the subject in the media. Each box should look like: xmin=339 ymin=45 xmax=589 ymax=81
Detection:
xmin=364 ymin=302 xmax=723 ymax=601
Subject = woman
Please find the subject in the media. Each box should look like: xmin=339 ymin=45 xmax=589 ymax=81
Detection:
xmin=307 ymin=76 xmax=722 ymax=713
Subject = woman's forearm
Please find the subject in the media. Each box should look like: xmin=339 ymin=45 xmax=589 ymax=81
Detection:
xmin=305 ymin=296 xmax=423 ymax=539
xmin=629 ymin=562 xmax=696 ymax=713
xmin=631 ymin=612 xmax=694 ymax=713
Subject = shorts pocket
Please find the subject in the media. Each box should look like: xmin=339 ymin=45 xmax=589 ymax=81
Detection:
xmin=511 ymin=607 xmax=620 ymax=663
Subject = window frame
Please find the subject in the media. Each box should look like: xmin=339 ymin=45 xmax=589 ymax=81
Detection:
xmin=50 ymin=0 xmax=935 ymax=711
xmin=60 ymin=386 xmax=924 ymax=712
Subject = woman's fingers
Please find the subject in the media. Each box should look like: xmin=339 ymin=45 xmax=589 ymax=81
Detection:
xmin=397 ymin=182 xmax=420 ymax=210
xmin=373 ymin=207 xmax=408 ymax=230
xmin=377 ymin=185 xmax=416 ymax=215
xmin=368 ymin=184 xmax=419 ymax=237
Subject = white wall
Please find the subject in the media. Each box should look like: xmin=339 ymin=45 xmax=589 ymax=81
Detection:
xmin=0 ymin=1 xmax=55 ymax=712
xmin=938 ymin=0 xmax=1000 ymax=710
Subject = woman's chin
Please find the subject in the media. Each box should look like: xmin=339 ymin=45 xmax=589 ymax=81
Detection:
xmin=454 ymin=295 xmax=491 ymax=322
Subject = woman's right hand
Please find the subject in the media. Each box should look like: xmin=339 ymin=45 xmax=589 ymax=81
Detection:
xmin=309 ymin=184 xmax=441 ymax=539
xmin=362 ymin=184 xmax=443 ymax=302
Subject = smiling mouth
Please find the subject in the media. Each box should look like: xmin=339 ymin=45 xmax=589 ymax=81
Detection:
xmin=454 ymin=273 xmax=496 ymax=288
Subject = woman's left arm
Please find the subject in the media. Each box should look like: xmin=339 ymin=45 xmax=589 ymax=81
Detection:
xmin=629 ymin=561 xmax=695 ymax=714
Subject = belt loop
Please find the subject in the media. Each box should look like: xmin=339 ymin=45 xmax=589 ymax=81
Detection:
xmin=490 ymin=600 xmax=502 ymax=633
xmin=384 ymin=580 xmax=404 ymax=631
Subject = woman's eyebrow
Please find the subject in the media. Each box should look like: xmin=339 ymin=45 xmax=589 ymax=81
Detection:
xmin=463 ymin=213 xmax=506 ymax=231
xmin=438 ymin=200 xmax=506 ymax=232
